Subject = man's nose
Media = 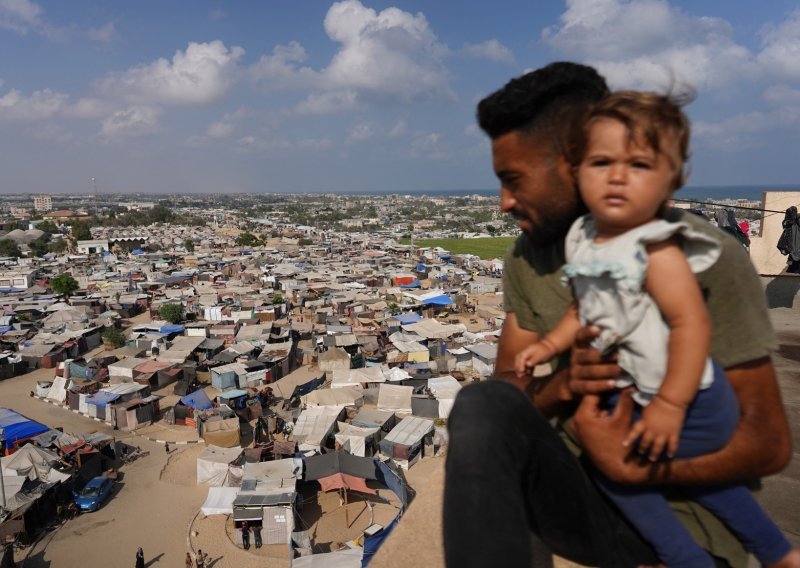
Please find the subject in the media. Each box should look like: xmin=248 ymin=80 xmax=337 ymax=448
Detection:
xmin=500 ymin=187 xmax=516 ymax=212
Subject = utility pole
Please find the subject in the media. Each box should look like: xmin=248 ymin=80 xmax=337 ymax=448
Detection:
xmin=91 ymin=177 xmax=98 ymax=217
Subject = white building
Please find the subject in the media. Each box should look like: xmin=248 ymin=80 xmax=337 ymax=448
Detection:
xmin=33 ymin=195 xmax=52 ymax=212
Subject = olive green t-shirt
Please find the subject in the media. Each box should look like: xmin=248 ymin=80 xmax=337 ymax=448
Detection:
xmin=502 ymin=208 xmax=777 ymax=568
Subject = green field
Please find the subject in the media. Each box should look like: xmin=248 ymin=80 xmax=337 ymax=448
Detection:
xmin=402 ymin=237 xmax=515 ymax=259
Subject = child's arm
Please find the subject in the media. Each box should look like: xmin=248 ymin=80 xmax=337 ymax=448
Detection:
xmin=625 ymin=238 xmax=712 ymax=460
xmin=514 ymin=302 xmax=582 ymax=379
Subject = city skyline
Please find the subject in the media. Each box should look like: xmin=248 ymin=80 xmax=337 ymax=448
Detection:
xmin=2 ymin=0 xmax=800 ymax=194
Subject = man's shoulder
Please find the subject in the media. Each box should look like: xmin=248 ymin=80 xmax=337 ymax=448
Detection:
xmin=668 ymin=208 xmax=748 ymax=267
xmin=506 ymin=232 xmax=566 ymax=273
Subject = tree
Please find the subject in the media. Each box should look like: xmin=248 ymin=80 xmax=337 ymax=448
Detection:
xmin=50 ymin=274 xmax=79 ymax=297
xmin=235 ymin=232 xmax=261 ymax=247
xmin=36 ymin=221 xmax=59 ymax=235
xmin=29 ymin=238 xmax=49 ymax=257
xmin=272 ymin=293 xmax=283 ymax=305
xmin=184 ymin=239 xmax=195 ymax=253
xmin=70 ymin=220 xmax=92 ymax=241
xmin=158 ymin=303 xmax=184 ymax=324
xmin=48 ymin=239 xmax=68 ymax=254
xmin=298 ymin=237 xmax=313 ymax=246
xmin=0 ymin=239 xmax=22 ymax=258
xmin=102 ymin=327 xmax=126 ymax=349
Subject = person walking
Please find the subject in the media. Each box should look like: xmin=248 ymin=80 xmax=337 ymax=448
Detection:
xmin=195 ymin=549 xmax=205 ymax=568
xmin=135 ymin=547 xmax=144 ymax=568
xmin=185 ymin=552 xmax=193 ymax=568
xmin=165 ymin=441 xmax=170 ymax=454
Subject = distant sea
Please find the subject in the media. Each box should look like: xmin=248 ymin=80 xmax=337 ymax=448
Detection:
xmin=387 ymin=185 xmax=800 ymax=202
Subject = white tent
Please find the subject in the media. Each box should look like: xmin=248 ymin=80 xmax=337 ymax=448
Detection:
xmin=292 ymin=406 xmax=344 ymax=453
xmin=427 ymin=375 xmax=462 ymax=419
xmin=200 ymin=486 xmax=239 ymax=516
xmin=46 ymin=375 xmax=68 ymax=403
xmin=377 ymin=384 xmax=413 ymax=413
xmin=334 ymin=422 xmax=380 ymax=457
xmin=302 ymin=387 xmax=363 ymax=408
xmin=196 ymin=445 xmax=243 ymax=486
xmin=241 ymin=459 xmax=299 ymax=495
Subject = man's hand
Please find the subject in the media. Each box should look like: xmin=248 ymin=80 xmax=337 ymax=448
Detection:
xmin=572 ymin=390 xmax=661 ymax=484
xmin=568 ymin=325 xmax=621 ymax=396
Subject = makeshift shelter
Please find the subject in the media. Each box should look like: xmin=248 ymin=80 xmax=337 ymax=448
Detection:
xmin=200 ymin=486 xmax=238 ymax=516
xmin=377 ymin=384 xmax=413 ymax=413
xmin=292 ymin=406 xmax=345 ymax=453
xmin=379 ymin=416 xmax=434 ymax=469
xmin=180 ymin=389 xmax=213 ymax=410
xmin=318 ymin=347 xmax=351 ymax=372
xmin=196 ymin=445 xmax=243 ymax=486
xmin=202 ymin=416 xmax=241 ymax=447
xmin=0 ymin=407 xmax=49 ymax=452
xmin=334 ymin=423 xmax=381 ymax=457
xmin=302 ymin=387 xmax=363 ymax=409
xmin=210 ymin=362 xmax=248 ymax=390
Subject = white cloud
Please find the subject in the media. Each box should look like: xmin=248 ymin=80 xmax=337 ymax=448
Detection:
xmin=252 ymin=0 xmax=454 ymax=113
xmin=763 ymin=84 xmax=800 ymax=105
xmin=250 ymin=41 xmax=316 ymax=90
xmin=542 ymin=0 xmax=757 ymax=90
xmin=410 ymin=131 xmax=450 ymax=160
xmin=388 ymin=119 xmax=406 ymax=138
xmin=87 ymin=21 xmax=115 ymax=43
xmin=207 ymin=121 xmax=235 ymax=138
xmin=461 ymin=39 xmax=514 ymax=63
xmin=0 ymin=0 xmax=42 ymax=34
xmin=0 ymin=88 xmax=68 ymax=120
xmin=348 ymin=121 xmax=376 ymax=142
xmin=101 ymin=106 xmax=162 ymax=138
xmin=98 ymin=41 xmax=245 ymax=105
xmin=293 ymin=91 xmax=358 ymax=115
xmin=758 ymin=10 xmax=800 ymax=79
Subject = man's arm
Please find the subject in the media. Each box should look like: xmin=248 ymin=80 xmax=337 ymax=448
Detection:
xmin=572 ymin=356 xmax=792 ymax=485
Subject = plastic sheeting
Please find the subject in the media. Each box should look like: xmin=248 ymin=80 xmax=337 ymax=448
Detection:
xmin=200 ymin=486 xmax=238 ymax=516
xmin=302 ymin=387 xmax=363 ymax=408
xmin=47 ymin=375 xmax=68 ymax=403
xmin=0 ymin=407 xmax=49 ymax=446
xmin=293 ymin=548 xmax=363 ymax=567
xmin=292 ymin=406 xmax=344 ymax=452
xmin=196 ymin=445 xmax=242 ymax=486
xmin=376 ymin=384 xmax=413 ymax=413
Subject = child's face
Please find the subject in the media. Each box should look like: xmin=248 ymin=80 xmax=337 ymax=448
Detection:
xmin=577 ymin=117 xmax=678 ymax=238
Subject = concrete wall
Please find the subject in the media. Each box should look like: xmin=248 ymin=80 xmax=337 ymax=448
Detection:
xmin=749 ymin=191 xmax=800 ymax=275
xmin=762 ymin=274 xmax=800 ymax=309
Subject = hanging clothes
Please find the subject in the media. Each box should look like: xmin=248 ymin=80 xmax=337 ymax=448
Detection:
xmin=777 ymin=206 xmax=800 ymax=273
xmin=716 ymin=209 xmax=750 ymax=248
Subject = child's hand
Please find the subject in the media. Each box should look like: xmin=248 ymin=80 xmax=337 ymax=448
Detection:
xmin=514 ymin=343 xmax=552 ymax=380
xmin=623 ymin=395 xmax=687 ymax=461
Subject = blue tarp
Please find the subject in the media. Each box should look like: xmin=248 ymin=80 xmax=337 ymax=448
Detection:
xmin=131 ymin=249 xmax=146 ymax=255
xmin=86 ymin=391 xmax=121 ymax=408
xmin=0 ymin=326 xmax=12 ymax=334
xmin=180 ymin=389 xmax=213 ymax=410
xmin=415 ymin=264 xmax=426 ymax=272
xmin=217 ymin=389 xmax=247 ymax=400
xmin=159 ymin=324 xmax=185 ymax=334
xmin=422 ymin=295 xmax=453 ymax=306
xmin=0 ymin=407 xmax=49 ymax=446
xmin=399 ymin=280 xmax=420 ymax=289
xmin=394 ymin=313 xmax=422 ymax=325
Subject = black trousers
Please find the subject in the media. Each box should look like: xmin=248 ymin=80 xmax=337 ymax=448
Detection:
xmin=443 ymin=380 xmax=659 ymax=568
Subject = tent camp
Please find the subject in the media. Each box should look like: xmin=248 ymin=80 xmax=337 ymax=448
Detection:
xmin=196 ymin=445 xmax=243 ymax=486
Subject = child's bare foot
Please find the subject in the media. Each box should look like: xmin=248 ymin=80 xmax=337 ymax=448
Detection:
xmin=767 ymin=548 xmax=800 ymax=568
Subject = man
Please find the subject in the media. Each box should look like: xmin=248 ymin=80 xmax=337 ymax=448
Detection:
xmin=443 ymin=62 xmax=791 ymax=567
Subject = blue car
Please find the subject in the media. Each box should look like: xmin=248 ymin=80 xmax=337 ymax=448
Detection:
xmin=73 ymin=476 xmax=114 ymax=512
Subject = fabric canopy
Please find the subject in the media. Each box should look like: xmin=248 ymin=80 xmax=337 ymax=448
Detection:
xmin=318 ymin=473 xmax=377 ymax=495
xmin=421 ymin=295 xmax=453 ymax=306
xmin=0 ymin=407 xmax=49 ymax=446
xmin=180 ymin=389 xmax=213 ymax=410
xmin=200 ymin=486 xmax=238 ymax=516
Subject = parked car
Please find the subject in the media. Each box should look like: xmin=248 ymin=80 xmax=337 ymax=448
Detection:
xmin=73 ymin=475 xmax=114 ymax=512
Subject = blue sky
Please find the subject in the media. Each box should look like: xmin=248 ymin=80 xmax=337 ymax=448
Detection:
xmin=1 ymin=0 xmax=800 ymax=195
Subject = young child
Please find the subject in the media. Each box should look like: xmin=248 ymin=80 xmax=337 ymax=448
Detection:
xmin=514 ymin=91 xmax=799 ymax=568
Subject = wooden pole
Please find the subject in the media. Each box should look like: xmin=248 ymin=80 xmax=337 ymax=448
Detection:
xmin=344 ymin=488 xmax=349 ymax=527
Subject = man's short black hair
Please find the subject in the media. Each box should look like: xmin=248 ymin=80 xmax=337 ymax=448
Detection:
xmin=477 ymin=62 xmax=610 ymax=156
